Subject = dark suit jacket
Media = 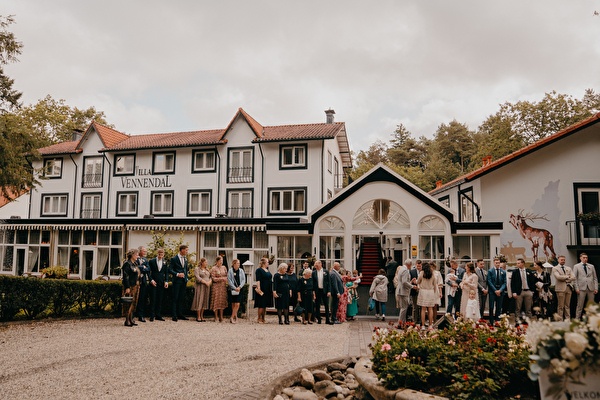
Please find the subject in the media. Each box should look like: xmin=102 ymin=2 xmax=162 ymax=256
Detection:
xmin=137 ymin=257 xmax=150 ymax=285
xmin=149 ymin=257 xmax=168 ymax=285
xmin=169 ymin=254 xmax=189 ymax=283
xmin=487 ymin=267 xmax=507 ymax=293
xmin=122 ymin=261 xmax=139 ymax=289
xmin=409 ymin=268 xmax=419 ymax=296
xmin=330 ymin=269 xmax=344 ymax=296
xmin=312 ymin=268 xmax=331 ymax=293
xmin=510 ymin=268 xmax=536 ymax=296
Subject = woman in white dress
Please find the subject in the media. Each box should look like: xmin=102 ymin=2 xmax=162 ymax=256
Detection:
xmin=417 ymin=262 xmax=439 ymax=328
xmin=459 ymin=262 xmax=479 ymax=317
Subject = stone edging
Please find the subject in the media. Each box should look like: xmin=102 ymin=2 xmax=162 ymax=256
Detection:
xmin=259 ymin=356 xmax=348 ymax=399
xmin=354 ymin=357 xmax=448 ymax=400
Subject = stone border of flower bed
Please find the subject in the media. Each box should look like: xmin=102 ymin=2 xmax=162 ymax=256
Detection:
xmin=260 ymin=355 xmax=448 ymax=400
xmin=353 ymin=357 xmax=448 ymax=400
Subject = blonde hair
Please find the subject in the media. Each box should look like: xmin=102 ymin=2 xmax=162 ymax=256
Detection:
xmin=126 ymin=248 xmax=139 ymax=260
xmin=278 ymin=263 xmax=288 ymax=273
xmin=303 ymin=268 xmax=312 ymax=276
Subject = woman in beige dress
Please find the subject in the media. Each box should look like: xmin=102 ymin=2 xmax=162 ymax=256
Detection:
xmin=417 ymin=262 xmax=439 ymax=328
xmin=210 ymin=256 xmax=228 ymax=322
xmin=459 ymin=262 xmax=479 ymax=317
xmin=191 ymin=257 xmax=211 ymax=322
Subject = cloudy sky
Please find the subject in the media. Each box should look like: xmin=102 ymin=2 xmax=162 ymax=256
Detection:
xmin=4 ymin=1 xmax=600 ymax=153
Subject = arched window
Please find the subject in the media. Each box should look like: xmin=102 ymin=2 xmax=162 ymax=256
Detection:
xmin=352 ymin=200 xmax=409 ymax=230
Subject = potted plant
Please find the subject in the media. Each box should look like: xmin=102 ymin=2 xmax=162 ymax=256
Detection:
xmin=526 ymin=303 xmax=600 ymax=399
xmin=576 ymin=211 xmax=600 ymax=224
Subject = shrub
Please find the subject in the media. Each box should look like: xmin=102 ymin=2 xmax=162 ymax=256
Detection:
xmin=371 ymin=316 xmax=534 ymax=399
xmin=41 ymin=266 xmax=68 ymax=279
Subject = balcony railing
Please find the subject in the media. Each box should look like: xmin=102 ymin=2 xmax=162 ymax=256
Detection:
xmin=566 ymin=220 xmax=600 ymax=246
xmin=228 ymin=207 xmax=252 ymax=218
xmin=82 ymin=173 xmax=103 ymax=188
xmin=228 ymin=167 xmax=253 ymax=183
xmin=81 ymin=208 xmax=101 ymax=219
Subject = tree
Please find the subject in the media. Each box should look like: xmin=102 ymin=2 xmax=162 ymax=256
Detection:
xmin=0 ymin=112 xmax=40 ymax=198
xmin=470 ymin=113 xmax=525 ymax=170
xmin=0 ymin=15 xmax=22 ymax=112
xmin=430 ymin=120 xmax=475 ymax=174
xmin=17 ymin=95 xmax=111 ymax=145
xmin=387 ymin=124 xmax=428 ymax=169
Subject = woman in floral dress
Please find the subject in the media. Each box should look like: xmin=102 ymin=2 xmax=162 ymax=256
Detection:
xmin=336 ymin=269 xmax=350 ymax=322
xmin=210 ymin=255 xmax=228 ymax=322
xmin=346 ymin=269 xmax=360 ymax=320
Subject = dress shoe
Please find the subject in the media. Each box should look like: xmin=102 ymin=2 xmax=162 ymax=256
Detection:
xmin=139 ymin=318 xmax=146 ymax=323
xmin=149 ymin=317 xmax=154 ymax=322
xmin=317 ymin=320 xmax=322 ymax=324
xmin=284 ymin=320 xmax=290 ymax=325
xmin=155 ymin=317 xmax=165 ymax=321
xmin=334 ymin=321 xmax=341 ymax=324
xmin=179 ymin=316 xmax=189 ymax=320
xmin=124 ymin=321 xmax=130 ymax=326
xmin=131 ymin=322 xmax=138 ymax=326
xmin=327 ymin=321 xmax=334 ymax=325
xmin=172 ymin=317 xmax=178 ymax=322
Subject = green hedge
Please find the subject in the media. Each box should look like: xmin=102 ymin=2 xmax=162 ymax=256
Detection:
xmin=0 ymin=276 xmax=250 ymax=321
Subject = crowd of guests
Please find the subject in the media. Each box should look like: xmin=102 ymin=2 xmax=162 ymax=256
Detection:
xmin=122 ymin=246 xmax=362 ymax=327
xmin=123 ymin=246 xmax=597 ymax=328
xmin=388 ymin=252 xmax=597 ymax=329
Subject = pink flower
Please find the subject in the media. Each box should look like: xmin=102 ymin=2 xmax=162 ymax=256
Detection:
xmin=381 ymin=343 xmax=391 ymax=351
xmin=401 ymin=350 xmax=408 ymax=358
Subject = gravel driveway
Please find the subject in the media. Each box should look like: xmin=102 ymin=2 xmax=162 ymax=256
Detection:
xmin=0 ymin=316 xmax=350 ymax=399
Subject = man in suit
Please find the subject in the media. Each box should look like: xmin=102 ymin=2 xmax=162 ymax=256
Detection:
xmin=408 ymin=260 xmax=422 ymax=322
xmin=385 ymin=256 xmax=399 ymax=294
xmin=149 ymin=248 xmax=168 ymax=321
xmin=135 ymin=246 xmax=150 ymax=322
xmin=454 ymin=261 xmax=466 ymax=314
xmin=312 ymin=260 xmax=331 ymax=324
xmin=573 ymin=253 xmax=598 ymax=319
xmin=511 ymin=258 xmax=536 ymax=321
xmin=475 ymin=259 xmax=488 ymax=319
xmin=553 ymin=255 xmax=575 ymax=320
xmin=169 ymin=244 xmax=189 ymax=321
xmin=329 ymin=262 xmax=345 ymax=324
xmin=395 ymin=259 xmax=414 ymax=325
xmin=487 ymin=257 xmax=506 ymax=324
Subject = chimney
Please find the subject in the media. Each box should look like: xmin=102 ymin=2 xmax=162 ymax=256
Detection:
xmin=436 ymin=180 xmax=443 ymax=189
xmin=325 ymin=108 xmax=335 ymax=124
xmin=72 ymin=128 xmax=84 ymax=142
xmin=482 ymin=155 xmax=492 ymax=167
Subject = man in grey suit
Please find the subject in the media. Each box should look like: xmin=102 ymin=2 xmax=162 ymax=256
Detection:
xmin=573 ymin=253 xmax=598 ymax=319
xmin=553 ymin=255 xmax=575 ymax=320
xmin=475 ymin=259 xmax=488 ymax=319
xmin=329 ymin=262 xmax=345 ymax=324
xmin=394 ymin=259 xmax=414 ymax=325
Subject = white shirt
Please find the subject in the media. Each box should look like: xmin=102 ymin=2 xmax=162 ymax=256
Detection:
xmin=157 ymin=259 xmax=163 ymax=272
xmin=317 ymin=269 xmax=324 ymax=289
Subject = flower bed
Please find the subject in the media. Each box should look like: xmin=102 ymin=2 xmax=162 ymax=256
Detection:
xmin=370 ymin=317 xmax=537 ymax=399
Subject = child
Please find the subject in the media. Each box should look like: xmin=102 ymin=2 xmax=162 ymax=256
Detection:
xmin=445 ymin=268 xmax=458 ymax=315
xmin=465 ymin=290 xmax=481 ymax=321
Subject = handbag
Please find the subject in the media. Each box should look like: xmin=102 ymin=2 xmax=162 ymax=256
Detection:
xmin=294 ymin=304 xmax=305 ymax=316
xmin=368 ymin=296 xmax=375 ymax=311
xmin=121 ymin=296 xmax=133 ymax=304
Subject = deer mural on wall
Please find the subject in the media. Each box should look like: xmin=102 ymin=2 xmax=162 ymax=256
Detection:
xmin=509 ymin=210 xmax=557 ymax=263
xmin=500 ymin=241 xmax=527 ymax=262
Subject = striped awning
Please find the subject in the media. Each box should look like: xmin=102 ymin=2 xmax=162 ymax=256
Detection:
xmin=0 ymin=224 xmax=123 ymax=230
xmin=126 ymin=224 xmax=266 ymax=232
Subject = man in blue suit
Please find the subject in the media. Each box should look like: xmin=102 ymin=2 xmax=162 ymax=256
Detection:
xmin=169 ymin=244 xmax=189 ymax=321
xmin=487 ymin=257 xmax=506 ymax=324
xmin=330 ymin=262 xmax=345 ymax=324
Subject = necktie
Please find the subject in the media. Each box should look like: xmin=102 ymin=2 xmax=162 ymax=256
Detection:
xmin=561 ymin=266 xmax=565 ymax=274
xmin=496 ymin=268 xmax=500 ymax=285
xmin=522 ymin=269 xmax=528 ymax=290
xmin=584 ymin=264 xmax=588 ymax=274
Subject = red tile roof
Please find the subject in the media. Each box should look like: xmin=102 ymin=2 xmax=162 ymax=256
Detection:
xmin=255 ymin=122 xmax=345 ymax=142
xmin=105 ymin=129 xmax=226 ymax=151
xmin=91 ymin=122 xmax=129 ymax=148
xmin=38 ymin=141 xmax=80 ymax=156
xmin=430 ymin=112 xmax=600 ymax=195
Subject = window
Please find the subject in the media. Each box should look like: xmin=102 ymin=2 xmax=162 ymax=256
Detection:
xmin=227 ymin=190 xmax=252 ymax=218
xmin=188 ymin=190 xmax=211 ymax=216
xmin=576 ymin=185 xmax=600 ymax=243
xmin=114 ymin=154 xmax=135 ymax=175
xmin=459 ymin=188 xmax=475 ymax=222
xmin=43 ymin=158 xmax=63 ymax=178
xmin=41 ymin=194 xmax=68 ymax=216
xmin=228 ymin=148 xmax=253 ymax=183
xmin=192 ymin=150 xmax=216 ymax=172
xmin=116 ymin=192 xmax=137 ymax=216
xmin=269 ymin=188 xmax=306 ymax=214
xmin=439 ymin=195 xmax=450 ymax=208
xmin=81 ymin=193 xmax=101 ymax=218
xmin=327 ymin=151 xmax=332 ymax=173
xmin=280 ymin=144 xmax=307 ymax=169
xmin=153 ymin=152 xmax=175 ymax=174
xmin=151 ymin=191 xmax=174 ymax=216
xmin=56 ymin=230 xmax=123 ymax=278
xmin=0 ymin=230 xmax=15 ymax=273
xmin=83 ymin=157 xmax=103 ymax=188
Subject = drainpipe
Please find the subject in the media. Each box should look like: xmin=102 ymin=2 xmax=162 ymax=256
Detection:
xmin=216 ymin=147 xmax=221 ymax=214
xmin=258 ymin=142 xmax=265 ymax=218
xmin=69 ymin=155 xmax=78 ymax=218
xmin=102 ymin=154 xmax=112 ymax=218
xmin=457 ymin=183 xmax=482 ymax=222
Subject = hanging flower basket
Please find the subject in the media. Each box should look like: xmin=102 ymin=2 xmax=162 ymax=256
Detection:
xmin=576 ymin=212 xmax=600 ymax=224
